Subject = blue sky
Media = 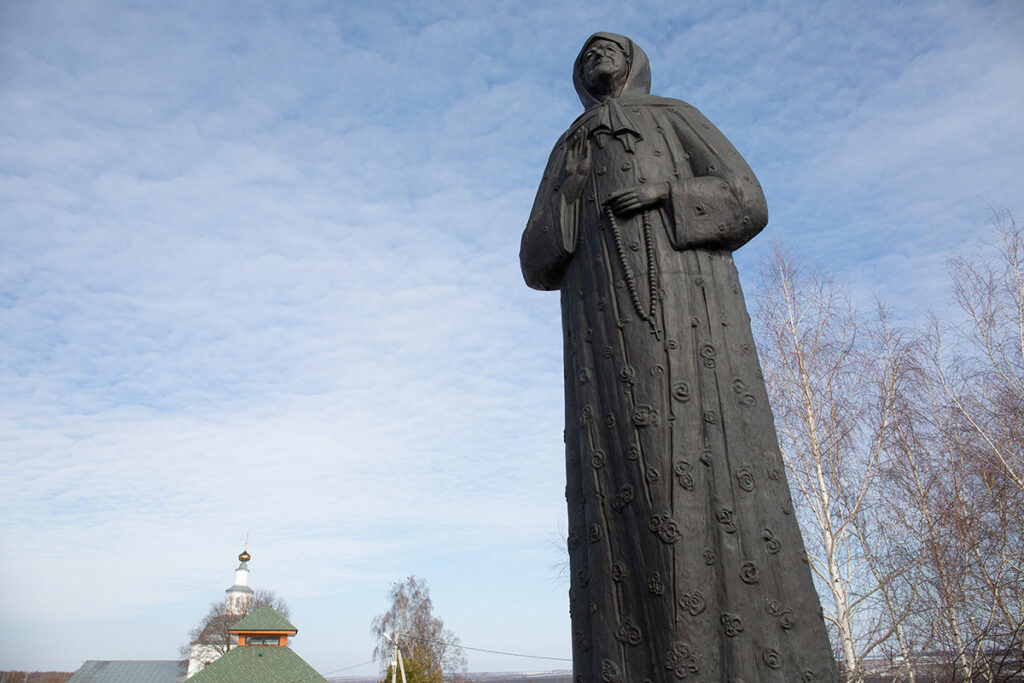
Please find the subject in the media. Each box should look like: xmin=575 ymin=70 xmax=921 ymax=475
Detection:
xmin=1 ymin=0 xmax=1022 ymax=675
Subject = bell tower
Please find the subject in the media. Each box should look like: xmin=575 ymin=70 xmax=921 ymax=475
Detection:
xmin=225 ymin=539 xmax=254 ymax=615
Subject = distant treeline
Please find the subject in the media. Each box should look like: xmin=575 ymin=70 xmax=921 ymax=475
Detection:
xmin=0 ymin=673 xmax=72 ymax=683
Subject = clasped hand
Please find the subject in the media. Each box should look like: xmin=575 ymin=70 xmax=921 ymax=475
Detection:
xmin=605 ymin=182 xmax=670 ymax=215
xmin=561 ymin=126 xmax=669 ymax=215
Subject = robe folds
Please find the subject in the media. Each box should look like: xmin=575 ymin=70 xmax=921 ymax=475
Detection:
xmin=521 ymin=34 xmax=838 ymax=682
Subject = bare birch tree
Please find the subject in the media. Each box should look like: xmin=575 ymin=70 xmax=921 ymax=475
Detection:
xmin=882 ymin=324 xmax=1023 ymax=681
xmin=371 ymin=576 xmax=467 ymax=683
xmin=754 ymin=246 xmax=905 ymax=681
xmin=941 ymin=210 xmax=1024 ymax=499
xmin=881 ymin=210 xmax=1024 ymax=681
xmin=752 ymin=213 xmax=1024 ymax=681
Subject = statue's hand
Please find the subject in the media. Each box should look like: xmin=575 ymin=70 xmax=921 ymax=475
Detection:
xmin=605 ymin=182 xmax=670 ymax=215
xmin=561 ymin=127 xmax=592 ymax=200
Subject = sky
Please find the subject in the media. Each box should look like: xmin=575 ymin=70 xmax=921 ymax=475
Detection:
xmin=1 ymin=0 xmax=1022 ymax=676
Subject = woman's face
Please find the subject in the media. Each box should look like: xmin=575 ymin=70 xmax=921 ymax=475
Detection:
xmin=581 ymin=38 xmax=628 ymax=97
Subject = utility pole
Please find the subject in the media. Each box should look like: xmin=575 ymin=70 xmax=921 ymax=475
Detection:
xmin=383 ymin=632 xmax=407 ymax=683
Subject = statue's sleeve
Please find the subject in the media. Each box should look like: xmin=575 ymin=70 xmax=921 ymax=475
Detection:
xmin=661 ymin=104 xmax=768 ymax=251
xmin=520 ymin=138 xmax=580 ymax=291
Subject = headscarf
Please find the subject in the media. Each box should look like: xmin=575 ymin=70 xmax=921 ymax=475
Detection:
xmin=571 ymin=33 xmax=652 ymax=152
xmin=572 ymin=32 xmax=652 ymax=107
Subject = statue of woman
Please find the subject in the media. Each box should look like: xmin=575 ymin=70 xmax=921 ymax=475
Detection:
xmin=521 ymin=33 xmax=838 ymax=682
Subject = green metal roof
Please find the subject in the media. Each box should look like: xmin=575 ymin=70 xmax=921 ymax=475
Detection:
xmin=186 ymin=645 xmax=326 ymax=683
xmin=229 ymin=605 xmax=297 ymax=633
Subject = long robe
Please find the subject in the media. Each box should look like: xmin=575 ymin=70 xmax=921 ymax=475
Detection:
xmin=521 ymin=34 xmax=838 ymax=682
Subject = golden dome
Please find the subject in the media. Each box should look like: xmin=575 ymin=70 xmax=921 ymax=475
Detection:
xmin=239 ymin=549 xmax=251 ymax=562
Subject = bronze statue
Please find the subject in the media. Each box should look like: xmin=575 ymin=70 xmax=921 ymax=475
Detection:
xmin=521 ymin=33 xmax=838 ymax=682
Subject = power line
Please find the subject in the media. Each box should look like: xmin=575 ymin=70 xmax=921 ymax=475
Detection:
xmin=321 ymin=659 xmax=374 ymax=675
xmin=321 ymin=634 xmax=571 ymax=679
xmin=397 ymin=632 xmax=572 ymax=662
